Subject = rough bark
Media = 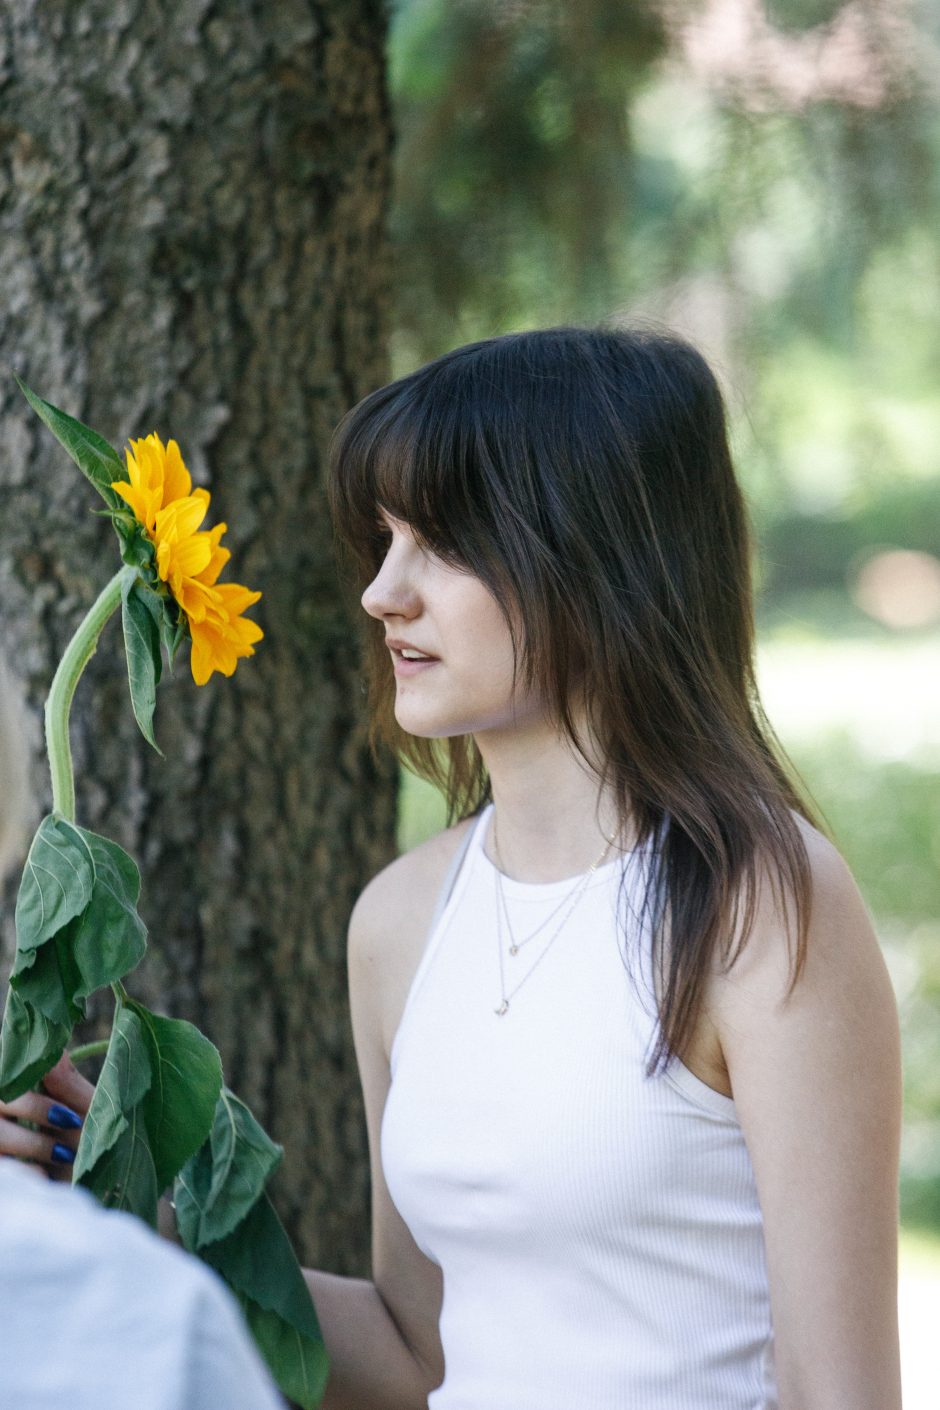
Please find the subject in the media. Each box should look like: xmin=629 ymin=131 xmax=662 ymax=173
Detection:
xmin=0 ymin=0 xmax=397 ymax=1273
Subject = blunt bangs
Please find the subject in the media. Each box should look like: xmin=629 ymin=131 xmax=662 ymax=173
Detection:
xmin=327 ymin=345 xmax=520 ymax=596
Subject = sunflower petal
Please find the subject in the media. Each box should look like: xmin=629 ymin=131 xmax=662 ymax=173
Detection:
xmin=162 ymin=438 xmax=193 ymax=504
xmin=154 ymin=494 xmax=210 ymax=544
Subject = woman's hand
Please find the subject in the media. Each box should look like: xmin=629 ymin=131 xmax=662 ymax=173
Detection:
xmin=0 ymin=1051 xmax=95 ymax=1181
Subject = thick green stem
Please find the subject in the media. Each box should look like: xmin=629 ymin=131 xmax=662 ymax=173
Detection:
xmin=45 ymin=566 xmax=133 ymax=823
xmin=68 ymin=1038 xmax=110 ymax=1064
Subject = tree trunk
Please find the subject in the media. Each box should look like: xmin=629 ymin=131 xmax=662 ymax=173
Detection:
xmin=0 ymin=0 xmax=396 ymax=1274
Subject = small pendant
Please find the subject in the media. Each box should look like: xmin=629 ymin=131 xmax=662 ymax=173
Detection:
xmin=509 ymin=944 xmax=519 ymax=956
xmin=495 ymin=1000 xmax=509 ymax=1016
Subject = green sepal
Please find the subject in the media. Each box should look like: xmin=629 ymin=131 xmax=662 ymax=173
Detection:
xmin=185 ymin=1190 xmax=328 ymax=1408
xmin=121 ymin=575 xmax=164 ymax=754
xmin=74 ymin=1005 xmax=158 ymax=1227
xmin=15 ymin=376 xmax=128 ymax=512
xmin=112 ymin=515 xmax=157 ymax=573
xmin=128 ymin=1001 xmax=222 ymax=1193
xmin=161 ymin=606 xmax=187 ymax=668
xmin=174 ymin=1087 xmax=282 ymax=1248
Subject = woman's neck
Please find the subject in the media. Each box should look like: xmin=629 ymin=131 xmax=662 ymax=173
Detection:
xmin=472 ymin=712 xmax=634 ymax=884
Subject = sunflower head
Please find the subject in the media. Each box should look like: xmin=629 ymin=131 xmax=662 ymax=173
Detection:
xmin=110 ymin=436 xmax=262 ymax=685
xmin=112 ymin=432 xmax=193 ymax=533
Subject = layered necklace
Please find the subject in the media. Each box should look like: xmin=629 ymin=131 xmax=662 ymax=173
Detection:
xmin=491 ymin=812 xmax=613 ymax=1017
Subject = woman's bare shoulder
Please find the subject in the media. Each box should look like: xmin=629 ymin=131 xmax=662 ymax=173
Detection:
xmin=347 ymin=814 xmax=478 ymax=1058
xmin=717 ymin=809 xmax=883 ymax=1006
xmin=350 ymin=814 xmax=477 ymax=946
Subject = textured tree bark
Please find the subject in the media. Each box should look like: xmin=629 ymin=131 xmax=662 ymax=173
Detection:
xmin=0 ymin=0 xmax=397 ymax=1274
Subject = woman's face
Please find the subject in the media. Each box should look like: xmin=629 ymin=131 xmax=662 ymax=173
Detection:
xmin=360 ymin=510 xmax=546 ymax=739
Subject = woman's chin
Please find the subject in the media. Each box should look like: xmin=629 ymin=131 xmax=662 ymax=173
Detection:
xmin=393 ymin=702 xmax=478 ymax=739
xmin=395 ymin=717 xmax=465 ymax=740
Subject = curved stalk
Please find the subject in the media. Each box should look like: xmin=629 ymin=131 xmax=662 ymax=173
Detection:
xmin=68 ymin=1038 xmax=110 ymax=1064
xmin=45 ymin=566 xmax=133 ymax=822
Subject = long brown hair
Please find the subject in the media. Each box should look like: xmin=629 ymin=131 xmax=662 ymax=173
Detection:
xmin=328 ymin=325 xmax=819 ymax=1073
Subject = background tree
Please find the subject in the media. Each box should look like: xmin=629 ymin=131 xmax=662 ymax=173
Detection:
xmin=0 ymin=0 xmax=396 ymax=1272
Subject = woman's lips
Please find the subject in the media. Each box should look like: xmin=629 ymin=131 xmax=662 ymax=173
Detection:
xmin=392 ymin=652 xmax=439 ymax=677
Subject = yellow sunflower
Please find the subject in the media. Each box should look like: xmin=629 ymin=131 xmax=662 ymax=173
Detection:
xmin=112 ymin=432 xmax=194 ymax=530
xmin=111 ymin=433 xmax=263 ymax=685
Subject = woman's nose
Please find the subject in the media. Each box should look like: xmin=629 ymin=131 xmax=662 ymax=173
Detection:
xmin=360 ymin=557 xmax=421 ymax=621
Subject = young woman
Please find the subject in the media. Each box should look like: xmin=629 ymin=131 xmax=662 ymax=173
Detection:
xmin=3 ymin=325 xmax=902 ymax=1409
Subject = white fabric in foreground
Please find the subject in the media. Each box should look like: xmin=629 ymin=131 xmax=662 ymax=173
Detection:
xmin=0 ymin=1160 xmax=283 ymax=1410
xmin=382 ymin=803 xmax=777 ymax=1410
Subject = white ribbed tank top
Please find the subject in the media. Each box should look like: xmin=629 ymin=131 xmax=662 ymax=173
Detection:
xmin=381 ymin=803 xmax=777 ymax=1410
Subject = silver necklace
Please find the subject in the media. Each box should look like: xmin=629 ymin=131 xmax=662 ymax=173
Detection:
xmin=491 ymin=814 xmax=612 ymax=1017
xmin=492 ymin=812 xmax=611 ymax=956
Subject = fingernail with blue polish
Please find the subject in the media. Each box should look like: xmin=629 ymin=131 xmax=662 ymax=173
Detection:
xmin=47 ymin=1104 xmax=82 ymax=1131
xmin=51 ymin=1142 xmax=76 ymax=1165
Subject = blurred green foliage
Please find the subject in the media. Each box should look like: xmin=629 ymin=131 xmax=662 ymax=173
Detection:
xmin=387 ymin=0 xmax=940 ymax=1229
xmin=786 ymin=732 xmax=940 ymax=1231
xmin=389 ymin=0 xmax=940 ymax=528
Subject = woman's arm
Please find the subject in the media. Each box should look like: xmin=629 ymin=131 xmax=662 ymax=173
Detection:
xmin=711 ymin=821 xmax=902 ymax=1410
xmin=301 ymin=1269 xmax=437 ymax=1410
xmin=304 ymin=854 xmax=447 ymax=1410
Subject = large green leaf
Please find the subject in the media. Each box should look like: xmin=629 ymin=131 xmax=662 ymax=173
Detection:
xmin=195 ymin=1193 xmax=328 ymax=1409
xmin=13 ymin=815 xmax=95 ymax=965
xmin=121 ymin=576 xmax=164 ymax=755
xmin=175 ymin=1087 xmax=282 ymax=1248
xmin=129 ymin=1002 xmax=222 ymax=1193
xmin=13 ymin=932 xmax=84 ymax=1029
xmin=74 ymin=1005 xmax=152 ymax=1178
xmin=0 ymin=987 xmax=69 ymax=1102
xmin=1 ymin=818 xmax=148 ymax=1106
xmin=15 ymin=376 xmax=127 ymax=511
xmin=174 ymin=1087 xmax=327 ymax=1406
xmin=2 ymin=816 xmax=93 ymax=1101
xmin=237 ymin=1297 xmax=330 ymax=1410
xmin=82 ymin=1105 xmax=159 ymax=1228
xmin=75 ymin=1006 xmax=159 ymax=1227
xmin=69 ymin=827 xmax=147 ymax=997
